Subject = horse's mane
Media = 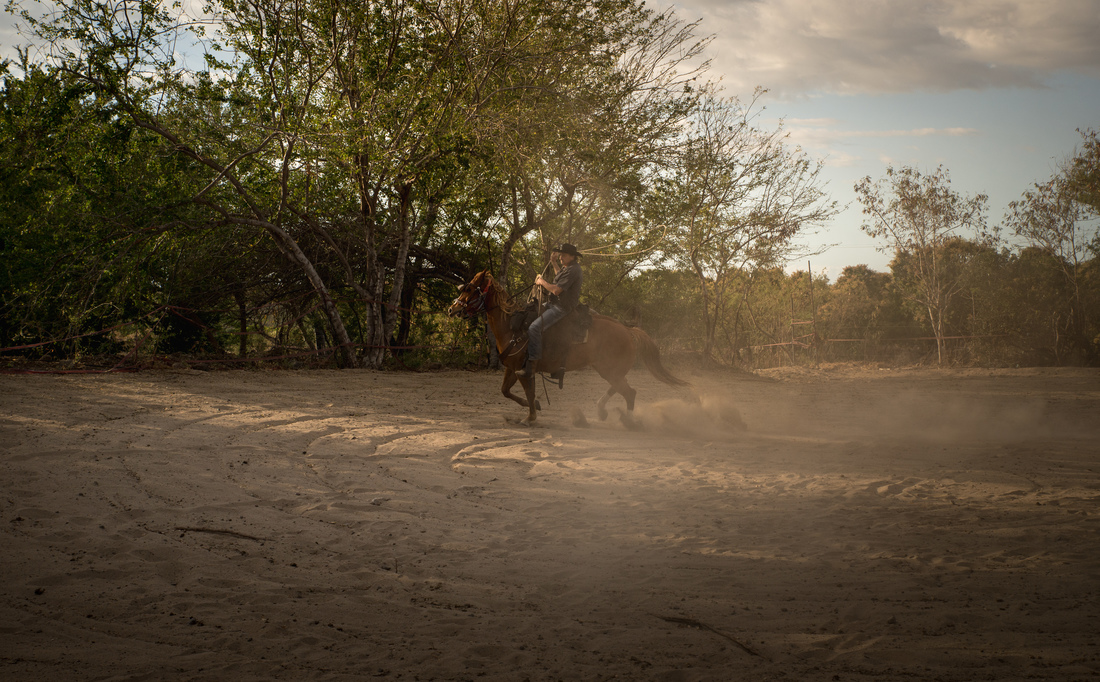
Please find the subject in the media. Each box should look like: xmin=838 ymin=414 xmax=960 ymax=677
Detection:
xmin=493 ymin=280 xmax=522 ymax=316
xmin=478 ymin=272 xmax=522 ymax=316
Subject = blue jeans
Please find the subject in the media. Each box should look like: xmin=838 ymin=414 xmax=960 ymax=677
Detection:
xmin=526 ymin=304 xmax=569 ymax=363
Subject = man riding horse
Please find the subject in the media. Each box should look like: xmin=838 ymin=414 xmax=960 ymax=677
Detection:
xmin=448 ymin=262 xmax=688 ymax=424
xmin=517 ymin=243 xmax=583 ymax=378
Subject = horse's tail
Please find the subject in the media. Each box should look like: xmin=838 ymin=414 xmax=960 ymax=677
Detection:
xmin=629 ymin=327 xmax=691 ymax=387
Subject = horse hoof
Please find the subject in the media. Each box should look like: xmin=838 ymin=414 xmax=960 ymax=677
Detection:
xmin=535 ymin=400 xmax=542 ymax=411
xmin=570 ymin=407 xmax=589 ymax=428
xmin=617 ymin=408 xmax=643 ymax=431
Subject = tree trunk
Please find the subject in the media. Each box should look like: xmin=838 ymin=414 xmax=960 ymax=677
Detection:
xmin=362 ymin=268 xmax=387 ymax=369
xmin=313 ymin=318 xmax=329 ymax=355
xmin=384 ymin=182 xmax=415 ymax=353
xmin=261 ymin=219 xmax=358 ymax=368
xmin=234 ymin=289 xmax=248 ymax=357
xmin=393 ymin=262 xmax=418 ymax=355
xmin=298 ymin=254 xmax=357 ymax=368
xmin=358 ymin=184 xmax=387 ymax=369
xmin=928 ymin=305 xmax=945 ymax=365
xmin=694 ymin=265 xmax=715 ymax=360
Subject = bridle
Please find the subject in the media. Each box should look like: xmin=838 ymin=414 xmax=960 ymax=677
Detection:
xmin=452 ymin=281 xmax=493 ymax=318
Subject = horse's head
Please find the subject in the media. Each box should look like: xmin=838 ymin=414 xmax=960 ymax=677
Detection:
xmin=448 ymin=270 xmax=495 ymax=318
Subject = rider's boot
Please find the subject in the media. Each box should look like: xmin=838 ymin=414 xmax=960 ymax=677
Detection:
xmin=515 ymin=354 xmax=535 ymax=378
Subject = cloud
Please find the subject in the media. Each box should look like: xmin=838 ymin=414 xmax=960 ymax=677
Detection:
xmin=787 ymin=122 xmax=979 ymax=150
xmin=672 ymin=0 xmax=1100 ymax=96
xmin=820 ymin=150 xmax=861 ymax=168
xmin=786 ymin=119 xmax=977 ymax=138
xmin=786 ymin=117 xmax=841 ymax=128
xmin=844 ymin=127 xmax=979 ymax=138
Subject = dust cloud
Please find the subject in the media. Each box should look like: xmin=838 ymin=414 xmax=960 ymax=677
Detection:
xmin=744 ymin=385 xmax=1064 ymax=445
xmin=626 ymin=392 xmax=746 ymax=437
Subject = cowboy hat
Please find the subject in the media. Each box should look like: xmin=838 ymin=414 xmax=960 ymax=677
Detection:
xmin=552 ymin=243 xmax=581 ymax=258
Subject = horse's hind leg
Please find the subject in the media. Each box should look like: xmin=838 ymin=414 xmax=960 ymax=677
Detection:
xmin=613 ymin=379 xmax=641 ymax=430
xmin=596 ymin=379 xmax=637 ymax=421
xmin=597 ymin=387 xmax=615 ymax=421
xmin=619 ymin=380 xmax=637 ymax=412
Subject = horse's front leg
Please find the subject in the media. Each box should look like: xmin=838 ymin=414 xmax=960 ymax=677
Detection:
xmin=501 ymin=369 xmax=541 ymax=414
xmin=519 ymin=374 xmax=539 ymax=423
xmin=501 ymin=369 xmax=526 ymax=407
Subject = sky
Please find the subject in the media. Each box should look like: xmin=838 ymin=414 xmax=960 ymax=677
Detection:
xmin=665 ymin=0 xmax=1100 ymax=278
xmin=3 ymin=1 xmax=1099 ymax=280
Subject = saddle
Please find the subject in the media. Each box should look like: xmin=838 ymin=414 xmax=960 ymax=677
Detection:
xmin=509 ymin=301 xmax=592 ymax=386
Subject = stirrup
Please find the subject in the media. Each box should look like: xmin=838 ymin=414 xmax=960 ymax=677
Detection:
xmin=550 ymin=367 xmax=565 ymax=388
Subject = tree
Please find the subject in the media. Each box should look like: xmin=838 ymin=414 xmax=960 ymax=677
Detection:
xmin=855 ymin=165 xmax=990 ymax=364
xmin=482 ymin=4 xmax=708 ymax=288
xmin=13 ymin=0 xmax=714 ymax=368
xmin=0 ymin=57 xmax=223 ymax=355
xmin=819 ymin=265 xmax=896 ymax=346
xmin=1065 ymin=128 xmax=1100 ymax=219
xmin=1006 ymin=128 xmax=1100 ymax=361
xmin=659 ymin=90 xmax=836 ymax=361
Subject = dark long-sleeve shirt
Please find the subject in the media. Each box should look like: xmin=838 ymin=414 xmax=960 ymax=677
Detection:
xmin=552 ymin=263 xmax=582 ymax=313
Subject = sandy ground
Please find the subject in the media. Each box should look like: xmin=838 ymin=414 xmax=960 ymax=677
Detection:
xmin=1 ymin=363 xmax=1099 ymax=681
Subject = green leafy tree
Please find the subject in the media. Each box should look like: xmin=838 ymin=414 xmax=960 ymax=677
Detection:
xmin=819 ymin=266 xmax=895 ymax=352
xmin=13 ymin=0 xmax=713 ymax=368
xmin=1007 ymin=247 xmax=1082 ymax=363
xmin=1065 ymin=128 xmax=1100 ymax=219
xmin=598 ymin=267 xmax=703 ymax=352
xmin=0 ymin=58 xmax=217 ymax=355
xmin=855 ymin=165 xmax=991 ymax=364
xmin=658 ymin=90 xmax=836 ymax=361
xmin=483 ymin=4 xmax=708 ymax=291
xmin=1006 ymin=128 xmax=1100 ymax=362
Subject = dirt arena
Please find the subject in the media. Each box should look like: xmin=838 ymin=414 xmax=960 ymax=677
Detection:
xmin=2 ymin=364 xmax=1098 ymax=681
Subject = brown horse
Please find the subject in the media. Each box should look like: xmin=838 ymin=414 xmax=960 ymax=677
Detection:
xmin=448 ymin=270 xmax=689 ymax=423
